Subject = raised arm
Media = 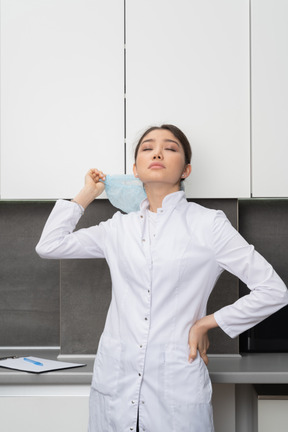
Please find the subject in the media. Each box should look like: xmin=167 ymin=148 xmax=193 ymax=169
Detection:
xmin=36 ymin=169 xmax=108 ymax=260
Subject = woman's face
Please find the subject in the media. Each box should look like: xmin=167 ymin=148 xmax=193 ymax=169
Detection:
xmin=133 ymin=129 xmax=191 ymax=189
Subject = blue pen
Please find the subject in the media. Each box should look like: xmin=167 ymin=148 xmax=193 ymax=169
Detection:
xmin=23 ymin=357 xmax=43 ymax=366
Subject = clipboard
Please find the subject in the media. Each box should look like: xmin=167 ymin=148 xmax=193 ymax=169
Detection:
xmin=0 ymin=356 xmax=86 ymax=374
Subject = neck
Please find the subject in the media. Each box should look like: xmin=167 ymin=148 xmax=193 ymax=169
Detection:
xmin=144 ymin=183 xmax=180 ymax=213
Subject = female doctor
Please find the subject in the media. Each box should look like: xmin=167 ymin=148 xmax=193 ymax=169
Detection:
xmin=36 ymin=124 xmax=288 ymax=432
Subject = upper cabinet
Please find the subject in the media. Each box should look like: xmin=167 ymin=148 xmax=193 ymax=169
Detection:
xmin=125 ymin=0 xmax=250 ymax=198
xmin=251 ymin=0 xmax=288 ymax=197
xmin=4 ymin=1 xmax=286 ymax=200
xmin=0 ymin=0 xmax=124 ymax=199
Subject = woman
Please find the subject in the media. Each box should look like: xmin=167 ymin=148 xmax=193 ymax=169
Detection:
xmin=36 ymin=124 xmax=288 ymax=432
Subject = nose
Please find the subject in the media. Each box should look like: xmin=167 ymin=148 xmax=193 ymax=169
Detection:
xmin=153 ymin=148 xmax=163 ymax=160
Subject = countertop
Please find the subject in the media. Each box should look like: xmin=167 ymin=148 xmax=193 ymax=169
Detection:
xmin=1 ymin=348 xmax=288 ymax=385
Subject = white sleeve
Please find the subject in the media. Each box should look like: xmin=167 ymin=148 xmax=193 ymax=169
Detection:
xmin=211 ymin=211 xmax=288 ymax=338
xmin=36 ymin=200 xmax=108 ymax=259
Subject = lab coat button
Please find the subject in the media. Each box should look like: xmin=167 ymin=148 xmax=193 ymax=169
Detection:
xmin=144 ymin=317 xmax=148 ymax=320
xmin=131 ymin=400 xmax=135 ymax=404
xmin=139 ymin=345 xmax=143 ymax=348
xmin=138 ymin=372 xmax=142 ymax=376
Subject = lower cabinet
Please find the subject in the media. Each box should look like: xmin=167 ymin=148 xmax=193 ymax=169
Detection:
xmin=0 ymin=383 xmax=234 ymax=432
xmin=4 ymin=383 xmax=287 ymax=432
xmin=255 ymin=385 xmax=288 ymax=432
xmin=258 ymin=399 xmax=288 ymax=432
xmin=236 ymin=384 xmax=288 ymax=432
xmin=0 ymin=385 xmax=90 ymax=432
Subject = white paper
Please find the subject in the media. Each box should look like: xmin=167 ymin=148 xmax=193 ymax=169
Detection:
xmin=0 ymin=356 xmax=86 ymax=374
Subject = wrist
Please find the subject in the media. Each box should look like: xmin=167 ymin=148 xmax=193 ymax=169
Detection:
xmin=195 ymin=314 xmax=218 ymax=332
xmin=72 ymin=186 xmax=99 ymax=209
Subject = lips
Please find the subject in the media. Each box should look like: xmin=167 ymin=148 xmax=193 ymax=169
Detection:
xmin=148 ymin=162 xmax=165 ymax=169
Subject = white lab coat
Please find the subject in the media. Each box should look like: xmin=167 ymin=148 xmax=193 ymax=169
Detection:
xmin=36 ymin=191 xmax=288 ymax=432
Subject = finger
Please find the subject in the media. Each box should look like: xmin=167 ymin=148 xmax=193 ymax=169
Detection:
xmin=200 ymin=351 xmax=209 ymax=366
xmin=188 ymin=344 xmax=197 ymax=363
xmin=88 ymin=169 xmax=105 ymax=183
xmin=90 ymin=169 xmax=106 ymax=181
xmin=99 ymin=171 xmax=106 ymax=181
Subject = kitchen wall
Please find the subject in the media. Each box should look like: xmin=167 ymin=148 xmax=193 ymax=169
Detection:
xmin=1 ymin=198 xmax=287 ymax=355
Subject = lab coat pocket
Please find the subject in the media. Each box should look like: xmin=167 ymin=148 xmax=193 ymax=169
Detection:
xmin=164 ymin=346 xmax=212 ymax=406
xmin=91 ymin=333 xmax=122 ymax=396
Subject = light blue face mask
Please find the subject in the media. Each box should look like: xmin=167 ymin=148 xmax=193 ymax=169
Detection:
xmin=102 ymin=174 xmax=185 ymax=214
xmin=102 ymin=174 xmax=147 ymax=213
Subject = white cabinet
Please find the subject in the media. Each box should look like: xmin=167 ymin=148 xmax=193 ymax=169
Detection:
xmin=0 ymin=0 xmax=124 ymax=199
xmin=125 ymin=0 xmax=250 ymax=198
xmin=4 ymin=1 xmax=274 ymax=200
xmin=0 ymin=385 xmax=90 ymax=432
xmin=251 ymin=0 xmax=288 ymax=197
xmin=0 ymin=383 xmax=235 ymax=432
xmin=258 ymin=399 xmax=288 ymax=432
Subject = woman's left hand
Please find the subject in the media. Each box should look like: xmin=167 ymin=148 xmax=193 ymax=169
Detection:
xmin=188 ymin=314 xmax=218 ymax=365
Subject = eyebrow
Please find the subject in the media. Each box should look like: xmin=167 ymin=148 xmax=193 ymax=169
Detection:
xmin=141 ymin=138 xmax=180 ymax=147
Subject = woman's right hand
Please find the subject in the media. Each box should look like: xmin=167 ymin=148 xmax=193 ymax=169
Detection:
xmin=72 ymin=168 xmax=106 ymax=210
xmin=84 ymin=168 xmax=106 ymax=196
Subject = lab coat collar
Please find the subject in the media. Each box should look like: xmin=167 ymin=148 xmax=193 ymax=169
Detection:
xmin=139 ymin=190 xmax=187 ymax=213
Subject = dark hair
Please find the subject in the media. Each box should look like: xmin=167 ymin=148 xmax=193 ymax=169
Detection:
xmin=134 ymin=124 xmax=192 ymax=166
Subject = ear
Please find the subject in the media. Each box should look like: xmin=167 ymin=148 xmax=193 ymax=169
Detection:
xmin=182 ymin=164 xmax=192 ymax=179
xmin=133 ymin=163 xmax=138 ymax=178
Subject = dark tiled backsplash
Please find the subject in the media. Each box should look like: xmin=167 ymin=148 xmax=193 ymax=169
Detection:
xmin=3 ymin=198 xmax=286 ymax=355
xmin=239 ymin=200 xmax=288 ymax=352
xmin=0 ymin=202 xmax=60 ymax=346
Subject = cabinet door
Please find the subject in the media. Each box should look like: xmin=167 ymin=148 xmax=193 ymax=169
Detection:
xmin=126 ymin=0 xmax=250 ymax=198
xmin=258 ymin=400 xmax=288 ymax=432
xmin=0 ymin=385 xmax=90 ymax=432
xmin=251 ymin=0 xmax=288 ymax=197
xmin=0 ymin=0 xmax=124 ymax=199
